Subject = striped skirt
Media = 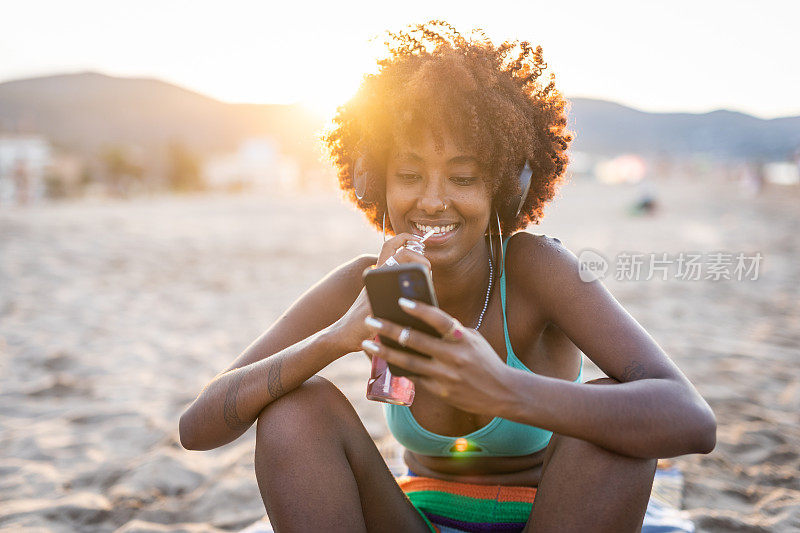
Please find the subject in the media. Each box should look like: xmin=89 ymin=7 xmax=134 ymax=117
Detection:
xmin=396 ymin=473 xmax=537 ymax=533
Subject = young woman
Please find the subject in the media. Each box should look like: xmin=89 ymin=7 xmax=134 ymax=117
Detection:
xmin=179 ymin=21 xmax=716 ymax=532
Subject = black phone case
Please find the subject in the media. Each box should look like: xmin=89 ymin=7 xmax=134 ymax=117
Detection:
xmin=362 ymin=263 xmax=440 ymax=377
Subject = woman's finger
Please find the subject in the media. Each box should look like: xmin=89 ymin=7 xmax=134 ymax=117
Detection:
xmin=390 ymin=247 xmax=431 ymax=269
xmin=361 ymin=338 xmax=437 ymax=377
xmin=397 ymin=298 xmax=466 ymax=338
xmin=384 ymin=232 xmax=421 ymax=247
xmin=379 ymin=233 xmax=421 ymax=261
xmin=364 ymin=316 xmax=453 ymax=362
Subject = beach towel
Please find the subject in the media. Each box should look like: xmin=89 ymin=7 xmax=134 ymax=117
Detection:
xmin=641 ymin=464 xmax=695 ymax=533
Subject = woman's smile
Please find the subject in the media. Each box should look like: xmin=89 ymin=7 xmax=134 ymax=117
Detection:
xmin=410 ymin=221 xmax=461 ymax=245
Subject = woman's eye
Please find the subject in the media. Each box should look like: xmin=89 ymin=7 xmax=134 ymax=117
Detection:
xmin=450 ymin=176 xmax=478 ymax=186
xmin=396 ymin=173 xmax=421 ymax=182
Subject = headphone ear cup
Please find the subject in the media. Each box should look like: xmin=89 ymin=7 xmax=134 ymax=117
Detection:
xmin=353 ymin=156 xmax=368 ymax=201
xmin=513 ymin=160 xmax=533 ymax=218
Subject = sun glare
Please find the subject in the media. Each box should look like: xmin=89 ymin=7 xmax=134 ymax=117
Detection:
xmin=294 ymin=39 xmax=383 ymax=120
xmin=297 ymin=79 xmax=362 ymax=121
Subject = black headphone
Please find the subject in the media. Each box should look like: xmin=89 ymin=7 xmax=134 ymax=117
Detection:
xmin=353 ymin=157 xmax=533 ymax=221
xmin=353 ymin=155 xmax=370 ymax=201
xmin=507 ymin=160 xmax=533 ymax=220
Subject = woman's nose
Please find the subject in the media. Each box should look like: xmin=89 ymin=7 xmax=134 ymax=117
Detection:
xmin=417 ymin=179 xmax=447 ymax=213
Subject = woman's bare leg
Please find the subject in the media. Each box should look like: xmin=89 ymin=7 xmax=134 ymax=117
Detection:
xmin=524 ymin=378 xmax=658 ymax=533
xmin=254 ymin=376 xmax=431 ymax=533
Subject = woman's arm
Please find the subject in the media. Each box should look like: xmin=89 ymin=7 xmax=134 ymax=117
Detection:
xmin=179 ymin=328 xmax=344 ymax=451
xmin=499 ymin=372 xmax=714 ymax=458
xmin=178 ymin=255 xmax=375 ymax=451
xmin=498 ymin=233 xmax=716 ymax=458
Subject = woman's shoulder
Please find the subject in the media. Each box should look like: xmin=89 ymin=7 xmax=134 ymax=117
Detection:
xmin=506 ymin=231 xmax=564 ymax=249
xmin=506 ymin=232 xmax=586 ymax=313
xmin=505 ymin=231 xmax=571 ymax=272
xmin=504 ymin=232 xmax=581 ymax=301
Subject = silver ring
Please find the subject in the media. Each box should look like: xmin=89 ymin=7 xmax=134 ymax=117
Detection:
xmin=384 ymin=256 xmax=399 ymax=267
xmin=398 ymin=327 xmax=412 ymax=347
xmin=403 ymin=241 xmax=425 ymax=255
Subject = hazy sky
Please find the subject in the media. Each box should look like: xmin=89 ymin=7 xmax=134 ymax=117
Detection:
xmin=2 ymin=0 xmax=797 ymax=119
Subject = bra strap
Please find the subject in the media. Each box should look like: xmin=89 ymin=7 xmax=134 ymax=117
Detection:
xmin=499 ymin=236 xmax=514 ymax=363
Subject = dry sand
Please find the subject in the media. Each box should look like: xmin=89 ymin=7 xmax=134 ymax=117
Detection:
xmin=0 ymin=174 xmax=798 ymax=532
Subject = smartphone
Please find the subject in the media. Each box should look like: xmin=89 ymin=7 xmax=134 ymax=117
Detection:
xmin=362 ymin=263 xmax=440 ymax=377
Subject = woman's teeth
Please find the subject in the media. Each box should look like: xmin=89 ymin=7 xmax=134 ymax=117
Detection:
xmin=413 ymin=222 xmax=458 ymax=235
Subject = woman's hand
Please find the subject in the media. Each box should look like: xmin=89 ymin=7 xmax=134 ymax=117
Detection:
xmin=374 ymin=232 xmax=431 ymax=270
xmin=332 ymin=234 xmax=432 ymax=354
xmin=361 ymin=298 xmax=512 ymax=415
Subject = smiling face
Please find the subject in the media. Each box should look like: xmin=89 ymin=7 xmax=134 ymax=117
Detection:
xmin=385 ymin=128 xmax=493 ymax=265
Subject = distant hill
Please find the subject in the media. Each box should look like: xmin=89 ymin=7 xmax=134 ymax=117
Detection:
xmin=0 ymin=72 xmax=327 ymax=166
xmin=1 ymin=72 xmax=798 ymax=161
xmin=568 ymin=98 xmax=800 ymax=160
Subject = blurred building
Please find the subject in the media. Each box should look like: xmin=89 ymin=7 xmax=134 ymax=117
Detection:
xmin=0 ymin=135 xmax=52 ymax=205
xmin=763 ymin=161 xmax=800 ymax=185
xmin=594 ymin=154 xmax=647 ymax=184
xmin=202 ymin=138 xmax=300 ymax=192
xmin=48 ymin=153 xmax=87 ymax=197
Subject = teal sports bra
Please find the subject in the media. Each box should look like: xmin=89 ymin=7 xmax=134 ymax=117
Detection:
xmin=383 ymin=235 xmax=583 ymax=457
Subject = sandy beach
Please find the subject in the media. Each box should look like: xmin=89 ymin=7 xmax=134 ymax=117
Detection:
xmin=1 ymin=174 xmax=798 ymax=532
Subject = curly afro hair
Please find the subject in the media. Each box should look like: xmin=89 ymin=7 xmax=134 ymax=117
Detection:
xmin=322 ymin=20 xmax=573 ymax=236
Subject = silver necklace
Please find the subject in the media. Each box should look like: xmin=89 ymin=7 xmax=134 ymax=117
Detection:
xmin=474 ymin=249 xmax=493 ymax=330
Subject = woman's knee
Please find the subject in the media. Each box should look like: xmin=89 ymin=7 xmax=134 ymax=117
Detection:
xmin=535 ymin=433 xmax=657 ymax=532
xmin=547 ymin=431 xmax=657 ymax=485
xmin=551 ymin=431 xmax=654 ymax=462
xmin=256 ymin=375 xmax=350 ymax=448
xmin=542 ymin=376 xmax=657 ymax=482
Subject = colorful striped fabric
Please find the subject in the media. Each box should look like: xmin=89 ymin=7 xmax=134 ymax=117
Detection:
xmin=396 ymin=475 xmax=537 ymax=533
